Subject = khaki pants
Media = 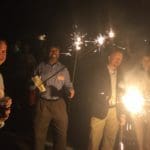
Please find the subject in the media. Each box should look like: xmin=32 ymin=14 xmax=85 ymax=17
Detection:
xmin=34 ymin=99 xmax=68 ymax=150
xmin=88 ymin=108 xmax=119 ymax=150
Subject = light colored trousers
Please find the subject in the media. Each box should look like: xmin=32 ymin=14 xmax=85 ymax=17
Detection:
xmin=132 ymin=114 xmax=150 ymax=150
xmin=88 ymin=108 xmax=119 ymax=150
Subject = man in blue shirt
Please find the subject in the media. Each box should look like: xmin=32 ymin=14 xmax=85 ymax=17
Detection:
xmin=32 ymin=45 xmax=75 ymax=150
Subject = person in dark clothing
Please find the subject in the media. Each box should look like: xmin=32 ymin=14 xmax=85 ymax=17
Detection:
xmin=31 ymin=46 xmax=75 ymax=150
xmin=88 ymin=48 xmax=123 ymax=150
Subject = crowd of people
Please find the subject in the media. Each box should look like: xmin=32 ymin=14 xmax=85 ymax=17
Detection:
xmin=0 ymin=38 xmax=150 ymax=150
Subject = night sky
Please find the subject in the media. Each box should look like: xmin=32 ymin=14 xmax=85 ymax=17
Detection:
xmin=1 ymin=0 xmax=150 ymax=43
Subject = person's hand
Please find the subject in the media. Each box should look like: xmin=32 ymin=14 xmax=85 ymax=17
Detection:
xmin=4 ymin=98 xmax=12 ymax=108
xmin=68 ymin=88 xmax=75 ymax=99
xmin=120 ymin=114 xmax=126 ymax=126
xmin=0 ymin=97 xmax=12 ymax=121
xmin=0 ymin=108 xmax=11 ymax=121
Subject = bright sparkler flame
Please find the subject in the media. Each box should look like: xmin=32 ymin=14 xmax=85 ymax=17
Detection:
xmin=108 ymin=29 xmax=115 ymax=38
xmin=95 ymin=34 xmax=105 ymax=46
xmin=74 ymin=35 xmax=82 ymax=50
xmin=122 ymin=86 xmax=144 ymax=114
xmin=38 ymin=34 xmax=46 ymax=41
xmin=71 ymin=32 xmax=85 ymax=51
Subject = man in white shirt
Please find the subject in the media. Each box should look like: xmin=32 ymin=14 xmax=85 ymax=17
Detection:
xmin=88 ymin=48 xmax=123 ymax=150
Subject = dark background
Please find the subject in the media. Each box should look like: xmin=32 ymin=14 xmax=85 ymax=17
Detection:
xmin=1 ymin=0 xmax=150 ymax=42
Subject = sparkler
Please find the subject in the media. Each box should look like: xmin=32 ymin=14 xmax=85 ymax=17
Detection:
xmin=70 ymin=27 xmax=117 ymax=82
xmin=60 ymin=52 xmax=71 ymax=56
xmin=38 ymin=34 xmax=47 ymax=41
xmin=93 ymin=29 xmax=116 ymax=52
xmin=95 ymin=34 xmax=106 ymax=46
xmin=71 ymin=32 xmax=85 ymax=51
xmin=119 ymin=85 xmax=145 ymax=150
xmin=70 ymin=26 xmax=86 ymax=83
xmin=122 ymin=86 xmax=144 ymax=114
xmin=108 ymin=29 xmax=115 ymax=38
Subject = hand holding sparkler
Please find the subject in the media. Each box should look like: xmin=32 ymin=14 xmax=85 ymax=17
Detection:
xmin=32 ymin=75 xmax=46 ymax=93
xmin=68 ymin=88 xmax=75 ymax=99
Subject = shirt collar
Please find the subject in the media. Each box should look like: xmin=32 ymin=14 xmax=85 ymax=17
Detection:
xmin=48 ymin=61 xmax=60 ymax=67
xmin=107 ymin=65 xmax=117 ymax=75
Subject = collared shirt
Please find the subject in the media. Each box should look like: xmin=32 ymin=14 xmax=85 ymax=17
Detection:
xmin=107 ymin=66 xmax=117 ymax=106
xmin=0 ymin=73 xmax=4 ymax=98
xmin=34 ymin=61 xmax=73 ymax=100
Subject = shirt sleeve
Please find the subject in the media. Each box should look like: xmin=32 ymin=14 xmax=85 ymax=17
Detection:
xmin=64 ymin=68 xmax=74 ymax=90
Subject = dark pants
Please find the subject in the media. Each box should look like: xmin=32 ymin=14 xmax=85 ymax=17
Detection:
xmin=34 ymin=98 xmax=68 ymax=150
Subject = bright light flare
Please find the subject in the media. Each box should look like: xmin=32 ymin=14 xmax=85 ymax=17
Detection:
xmin=74 ymin=36 xmax=82 ymax=50
xmin=122 ymin=86 xmax=144 ymax=114
xmin=60 ymin=52 xmax=71 ymax=56
xmin=71 ymin=32 xmax=85 ymax=51
xmin=108 ymin=29 xmax=115 ymax=38
xmin=119 ymin=142 xmax=124 ymax=150
xmin=95 ymin=34 xmax=105 ymax=46
xmin=38 ymin=34 xmax=46 ymax=41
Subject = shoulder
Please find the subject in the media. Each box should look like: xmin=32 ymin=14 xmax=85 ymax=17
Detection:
xmin=37 ymin=62 xmax=48 ymax=69
xmin=57 ymin=62 xmax=65 ymax=67
xmin=57 ymin=62 xmax=67 ymax=70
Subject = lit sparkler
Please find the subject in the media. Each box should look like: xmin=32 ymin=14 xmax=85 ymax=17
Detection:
xmin=70 ymin=26 xmax=86 ymax=83
xmin=122 ymin=86 xmax=144 ymax=114
xmin=108 ymin=29 xmax=115 ymax=38
xmin=71 ymin=32 xmax=85 ymax=51
xmin=95 ymin=34 xmax=106 ymax=46
xmin=38 ymin=34 xmax=47 ymax=41
xmin=60 ymin=52 xmax=71 ymax=56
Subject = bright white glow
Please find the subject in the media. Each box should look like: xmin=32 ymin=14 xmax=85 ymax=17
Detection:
xmin=122 ymin=86 xmax=144 ymax=114
xmin=108 ymin=29 xmax=115 ymax=38
xmin=75 ymin=36 xmax=81 ymax=50
xmin=71 ymin=25 xmax=86 ymax=51
xmin=95 ymin=34 xmax=105 ymax=46
xmin=74 ymin=35 xmax=83 ymax=51
xmin=60 ymin=52 xmax=71 ymax=56
xmin=38 ymin=34 xmax=46 ymax=41
xmin=119 ymin=142 xmax=124 ymax=150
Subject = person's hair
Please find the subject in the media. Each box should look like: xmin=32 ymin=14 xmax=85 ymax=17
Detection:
xmin=0 ymin=40 xmax=7 ymax=46
xmin=50 ymin=46 xmax=60 ymax=51
xmin=108 ymin=47 xmax=123 ymax=56
xmin=44 ymin=45 xmax=60 ymax=62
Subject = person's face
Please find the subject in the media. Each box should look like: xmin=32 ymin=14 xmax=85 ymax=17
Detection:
xmin=0 ymin=42 xmax=7 ymax=65
xmin=108 ymin=51 xmax=123 ymax=69
xmin=142 ymin=56 xmax=150 ymax=71
xmin=49 ymin=47 xmax=60 ymax=60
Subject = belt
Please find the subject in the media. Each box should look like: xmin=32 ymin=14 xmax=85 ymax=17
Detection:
xmin=40 ymin=96 xmax=60 ymax=101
